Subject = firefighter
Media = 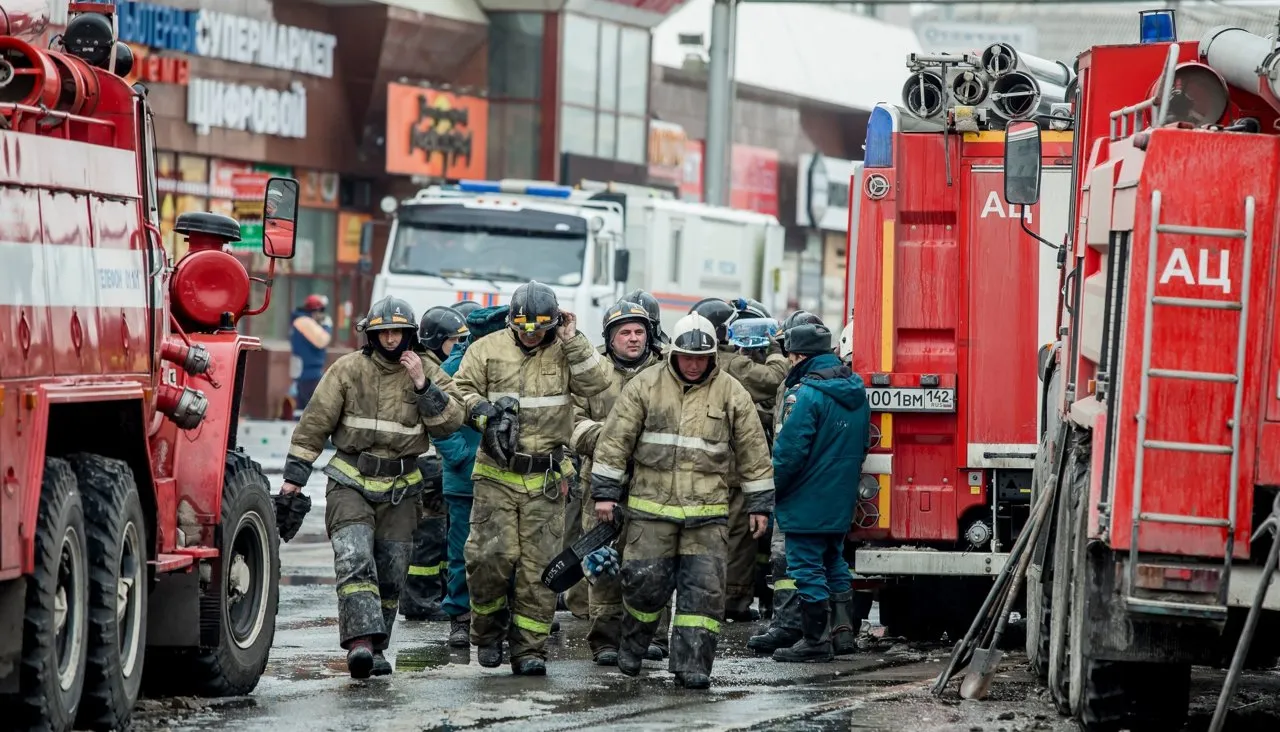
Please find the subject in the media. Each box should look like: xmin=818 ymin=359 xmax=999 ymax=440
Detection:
xmin=437 ymin=305 xmax=510 ymax=647
xmin=623 ymin=288 xmax=670 ymax=348
xmin=280 ymin=296 xmax=465 ymax=679
xmin=453 ymin=281 xmax=610 ymax=675
xmin=690 ymin=297 xmax=789 ymax=621
xmin=590 ymin=313 xmax=774 ymax=689
xmin=571 ymin=300 xmax=670 ymax=666
xmin=453 ymin=300 xmax=482 ymax=320
xmin=749 ymin=309 xmax=825 ymax=654
xmin=769 ymin=323 xmax=869 ymax=662
xmin=401 ymin=306 xmax=472 ymax=621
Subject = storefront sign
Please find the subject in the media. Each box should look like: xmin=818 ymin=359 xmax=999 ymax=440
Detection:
xmin=648 ymin=120 xmax=686 ymax=183
xmin=116 ymin=2 xmax=338 ymax=78
xmin=338 ymin=212 xmax=371 ymax=264
xmin=187 ymin=78 xmax=308 ymax=139
xmin=796 ymin=154 xmax=859 ymax=231
xmin=385 ymin=84 xmax=488 ymax=179
xmin=125 ymin=44 xmax=190 ymax=86
xmin=678 ymin=140 xmax=780 ymax=217
xmin=299 ymin=170 xmax=340 ymax=209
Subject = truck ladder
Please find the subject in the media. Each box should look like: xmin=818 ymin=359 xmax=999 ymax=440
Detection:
xmin=1127 ymin=191 xmax=1256 ymax=620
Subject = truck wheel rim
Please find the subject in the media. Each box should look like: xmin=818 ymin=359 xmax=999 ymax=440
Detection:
xmin=117 ymin=521 xmax=144 ymax=678
xmin=227 ymin=510 xmax=270 ymax=650
xmin=56 ymin=526 xmax=86 ymax=692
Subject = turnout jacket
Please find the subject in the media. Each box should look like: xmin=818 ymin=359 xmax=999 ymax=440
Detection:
xmin=590 ymin=357 xmax=776 ymax=524
xmin=570 ymin=346 xmax=662 ymax=494
xmin=284 ymin=350 xmax=466 ymax=499
xmin=453 ymin=329 xmax=611 ymax=489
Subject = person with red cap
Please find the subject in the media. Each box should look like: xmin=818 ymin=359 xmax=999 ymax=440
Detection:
xmin=291 ymin=294 xmax=333 ymax=411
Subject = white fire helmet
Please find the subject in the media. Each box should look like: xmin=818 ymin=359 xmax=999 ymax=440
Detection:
xmin=669 ymin=313 xmax=718 ymax=356
xmin=839 ymin=321 xmax=853 ymax=363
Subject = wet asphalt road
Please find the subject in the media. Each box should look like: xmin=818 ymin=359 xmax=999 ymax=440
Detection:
xmin=129 ymin=454 xmax=1280 ymax=731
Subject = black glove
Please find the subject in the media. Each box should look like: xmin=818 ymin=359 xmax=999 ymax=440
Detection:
xmin=273 ymin=491 xmax=312 ymax=543
xmin=470 ymin=400 xmax=500 ymax=430
xmin=481 ymin=397 xmax=521 ymax=468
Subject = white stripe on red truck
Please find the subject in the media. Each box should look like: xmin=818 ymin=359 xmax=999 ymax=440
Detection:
xmin=0 ymin=242 xmax=151 ymax=309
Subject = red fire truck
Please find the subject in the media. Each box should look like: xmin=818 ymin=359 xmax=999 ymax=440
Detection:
xmin=1004 ymin=10 xmax=1280 ymax=729
xmin=845 ymin=46 xmax=1075 ymax=640
xmin=0 ymin=2 xmax=292 ymax=729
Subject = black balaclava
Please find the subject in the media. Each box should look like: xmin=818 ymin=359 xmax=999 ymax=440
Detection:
xmin=368 ymin=329 xmax=412 ymax=363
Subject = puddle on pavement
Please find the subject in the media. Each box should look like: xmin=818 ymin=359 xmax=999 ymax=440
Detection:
xmin=276 ymin=617 xmax=339 ymax=631
xmin=395 ymin=645 xmax=452 ymax=672
xmin=280 ymin=574 xmax=337 ymax=586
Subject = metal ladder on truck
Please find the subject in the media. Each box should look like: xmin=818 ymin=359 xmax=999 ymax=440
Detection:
xmin=1126 ymin=191 xmax=1256 ymax=620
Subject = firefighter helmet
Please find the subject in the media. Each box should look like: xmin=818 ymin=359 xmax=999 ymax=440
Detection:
xmin=670 ymin=313 xmax=718 ymax=356
xmin=507 ymin=281 xmax=561 ymax=334
xmin=839 ymin=321 xmax=854 ymax=363
xmin=362 ymin=296 xmax=420 ymax=349
xmin=452 ymin=300 xmax=482 ymax=319
xmin=689 ymin=298 xmax=735 ymax=342
xmin=624 ymin=289 xmax=668 ymax=343
xmin=603 ymin=299 xmax=652 ymax=338
xmin=731 ymin=297 xmax=771 ymax=322
xmin=781 ymin=309 xmax=823 ymax=332
xmin=420 ymin=306 xmax=470 ymax=351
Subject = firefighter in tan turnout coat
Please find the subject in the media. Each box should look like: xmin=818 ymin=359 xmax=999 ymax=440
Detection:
xmin=281 ymin=296 xmax=465 ymax=679
xmin=454 ymin=281 xmax=610 ymax=675
xmin=571 ymin=299 xmax=671 ymax=666
xmin=590 ymin=312 xmax=775 ymax=689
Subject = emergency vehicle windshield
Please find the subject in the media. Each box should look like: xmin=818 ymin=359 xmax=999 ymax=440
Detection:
xmin=389 ymin=204 xmax=588 ymax=287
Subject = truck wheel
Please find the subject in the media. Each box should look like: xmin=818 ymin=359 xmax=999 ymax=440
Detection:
xmin=5 ymin=459 xmax=90 ymax=731
xmin=1048 ymin=428 xmax=1086 ymax=714
xmin=145 ymin=452 xmax=279 ymax=697
xmin=1027 ymin=368 xmax=1065 ymax=680
xmin=70 ymin=453 xmax=148 ymax=731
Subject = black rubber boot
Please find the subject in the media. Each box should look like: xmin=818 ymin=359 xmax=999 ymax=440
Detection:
xmin=371 ymin=651 xmax=393 ymax=676
xmin=449 ymin=616 xmax=471 ymax=649
xmin=551 ymin=619 xmax=561 ymax=633
xmin=773 ymin=601 xmax=834 ymax=663
xmin=618 ymin=649 xmax=643 ymax=677
xmin=748 ymin=625 xmax=803 ymax=654
xmin=512 ymin=656 xmax=547 ymax=676
xmin=347 ymin=640 xmax=374 ymax=679
xmin=725 ymin=607 xmax=760 ymax=622
xmin=645 ymin=644 xmax=666 ymax=661
xmin=594 ymin=649 xmax=619 ymax=666
xmin=477 ymin=642 xmax=504 ymax=668
xmin=679 ymin=673 xmax=711 ymax=689
xmin=829 ymin=590 xmax=857 ymax=655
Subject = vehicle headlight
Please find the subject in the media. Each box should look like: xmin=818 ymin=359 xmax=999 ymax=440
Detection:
xmin=858 ymin=474 xmax=880 ymax=500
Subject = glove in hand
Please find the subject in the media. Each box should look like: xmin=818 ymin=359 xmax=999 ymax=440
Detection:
xmin=273 ymin=491 xmax=312 ymax=543
xmin=582 ymin=546 xmax=620 ymax=584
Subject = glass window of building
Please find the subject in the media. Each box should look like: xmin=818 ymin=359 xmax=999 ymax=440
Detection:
xmin=559 ymin=14 xmax=650 ymax=166
xmin=488 ymin=13 xmax=546 ymax=179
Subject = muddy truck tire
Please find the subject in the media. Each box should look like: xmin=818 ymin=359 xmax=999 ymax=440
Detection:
xmin=2 ymin=458 xmax=91 ymax=732
xmin=70 ymin=453 xmax=149 ymax=732
xmin=144 ymin=451 xmax=280 ymax=697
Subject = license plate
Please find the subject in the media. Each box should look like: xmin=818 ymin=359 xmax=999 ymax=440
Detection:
xmin=867 ymin=387 xmax=955 ymax=413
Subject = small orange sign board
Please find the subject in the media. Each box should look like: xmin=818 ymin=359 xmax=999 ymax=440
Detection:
xmin=385 ymin=83 xmax=489 ymax=180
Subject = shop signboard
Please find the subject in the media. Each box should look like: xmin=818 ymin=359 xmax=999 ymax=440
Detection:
xmin=648 ymin=120 xmax=686 ymax=184
xmin=385 ymin=84 xmax=489 ymax=180
xmin=678 ymin=140 xmax=779 ymax=217
xmin=338 ymin=212 xmax=372 ymax=265
xmin=299 ymin=170 xmax=341 ymax=210
xmin=187 ymin=79 xmax=308 ymax=139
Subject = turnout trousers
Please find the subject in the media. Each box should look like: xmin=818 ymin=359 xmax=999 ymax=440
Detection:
xmin=579 ymin=496 xmax=671 ymax=656
xmin=324 ymin=481 xmax=418 ymax=650
xmin=401 ymin=490 xmax=448 ymax=618
xmin=725 ymin=487 xmax=759 ymax=615
xmin=562 ymin=473 xmax=590 ymax=618
xmin=620 ymin=519 xmax=727 ymax=678
xmin=464 ymin=476 xmax=565 ymax=662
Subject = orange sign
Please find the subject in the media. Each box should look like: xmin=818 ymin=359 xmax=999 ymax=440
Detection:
xmin=299 ymin=169 xmax=340 ymax=209
xmin=385 ymin=83 xmax=488 ymax=179
xmin=338 ymin=212 xmax=371 ymax=264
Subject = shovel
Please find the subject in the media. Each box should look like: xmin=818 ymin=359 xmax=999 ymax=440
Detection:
xmin=958 ymin=516 xmax=1038 ymax=700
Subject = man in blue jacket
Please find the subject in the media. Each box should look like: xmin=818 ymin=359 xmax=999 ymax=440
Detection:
xmin=436 ymin=305 xmax=509 ymax=648
xmin=770 ymin=323 xmax=870 ymax=663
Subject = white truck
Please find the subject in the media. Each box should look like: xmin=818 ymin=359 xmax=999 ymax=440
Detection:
xmin=370 ymin=178 xmax=786 ymax=344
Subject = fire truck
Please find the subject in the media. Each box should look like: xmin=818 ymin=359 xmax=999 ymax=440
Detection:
xmin=1004 ymin=10 xmax=1280 ymax=729
xmin=845 ymin=45 xmax=1075 ymax=641
xmin=0 ymin=2 xmax=290 ymax=729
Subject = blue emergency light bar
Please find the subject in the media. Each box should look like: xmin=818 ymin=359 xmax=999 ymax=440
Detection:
xmin=864 ymin=106 xmax=895 ymax=169
xmin=1139 ymin=9 xmax=1177 ymax=44
xmin=456 ymin=179 xmax=574 ymax=198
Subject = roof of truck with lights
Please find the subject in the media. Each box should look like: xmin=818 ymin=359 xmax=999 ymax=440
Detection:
xmin=404 ymin=179 xmax=622 ymax=220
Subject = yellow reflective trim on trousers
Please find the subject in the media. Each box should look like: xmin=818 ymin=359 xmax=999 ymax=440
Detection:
xmin=673 ymin=613 xmax=721 ymax=634
xmin=329 ymin=457 xmax=423 ymax=493
xmin=624 ymin=600 xmax=663 ymax=624
xmin=774 ymin=579 xmax=797 ymax=591
xmin=408 ymin=562 xmax=447 ymax=577
xmin=471 ymin=595 xmax=507 ymax=615
xmin=473 ymin=462 xmax=561 ymax=492
xmin=381 ymin=598 xmax=399 ymax=609
xmin=338 ymin=581 xmax=379 ymax=597
xmin=626 ymin=496 xmax=728 ymax=520
xmin=513 ymin=614 xmax=552 ymax=634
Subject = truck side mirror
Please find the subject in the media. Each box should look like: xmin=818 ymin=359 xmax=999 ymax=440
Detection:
xmin=263 ymin=177 xmax=300 ymax=259
xmin=613 ymin=248 xmax=631 ymax=283
xmin=1002 ymin=120 xmax=1042 ymax=206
